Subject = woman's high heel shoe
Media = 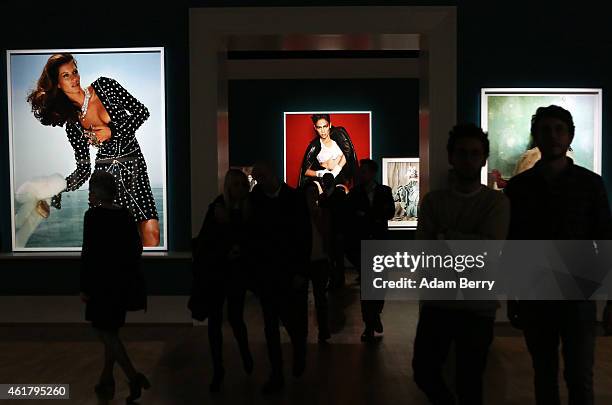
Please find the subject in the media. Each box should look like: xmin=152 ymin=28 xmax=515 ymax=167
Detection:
xmin=125 ymin=373 xmax=151 ymax=403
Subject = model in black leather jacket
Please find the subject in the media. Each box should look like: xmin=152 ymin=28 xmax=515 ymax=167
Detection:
xmin=298 ymin=126 xmax=358 ymax=188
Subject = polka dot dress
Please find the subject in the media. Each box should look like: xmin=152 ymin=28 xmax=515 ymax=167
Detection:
xmin=63 ymin=77 xmax=159 ymax=222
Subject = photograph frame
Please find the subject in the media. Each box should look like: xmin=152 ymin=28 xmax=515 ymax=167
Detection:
xmin=382 ymin=157 xmax=420 ymax=230
xmin=7 ymin=47 xmax=168 ymax=252
xmin=283 ymin=111 xmax=373 ymax=187
xmin=480 ymin=88 xmax=603 ymax=188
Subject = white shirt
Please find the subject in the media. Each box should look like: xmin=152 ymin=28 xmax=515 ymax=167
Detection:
xmin=317 ymin=139 xmax=342 ymax=164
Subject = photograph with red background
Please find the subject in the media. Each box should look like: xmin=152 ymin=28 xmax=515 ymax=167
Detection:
xmin=284 ymin=112 xmax=371 ymax=188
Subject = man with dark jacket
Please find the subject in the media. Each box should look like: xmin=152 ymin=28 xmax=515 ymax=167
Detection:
xmin=250 ymin=161 xmax=311 ymax=394
xmin=346 ymin=159 xmax=395 ymax=341
xmin=505 ymin=105 xmax=612 ymax=405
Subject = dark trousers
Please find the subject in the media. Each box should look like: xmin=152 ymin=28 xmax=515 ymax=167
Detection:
xmin=521 ymin=301 xmax=596 ymax=405
xmin=259 ymin=282 xmax=308 ymax=377
xmin=346 ymin=241 xmax=385 ymax=329
xmin=329 ymin=233 xmax=346 ymax=287
xmin=361 ymin=300 xmax=385 ymax=328
xmin=412 ymin=306 xmax=494 ymax=405
xmin=309 ymin=259 xmax=330 ymax=335
xmin=207 ymin=275 xmax=249 ymax=373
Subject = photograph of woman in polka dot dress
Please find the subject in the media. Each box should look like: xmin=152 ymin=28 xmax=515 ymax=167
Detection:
xmin=7 ymin=48 xmax=167 ymax=250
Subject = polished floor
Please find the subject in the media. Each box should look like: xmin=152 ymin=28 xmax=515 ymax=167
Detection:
xmin=1 ymin=274 xmax=612 ymax=405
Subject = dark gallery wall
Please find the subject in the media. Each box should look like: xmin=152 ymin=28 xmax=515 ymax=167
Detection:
xmin=228 ymin=79 xmax=420 ymax=176
xmin=228 ymin=78 xmax=420 ymax=240
xmin=457 ymin=3 xmax=612 ymax=194
xmin=1 ymin=2 xmax=611 ymax=295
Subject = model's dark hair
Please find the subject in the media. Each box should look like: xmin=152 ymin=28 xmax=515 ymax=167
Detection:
xmin=359 ymin=158 xmax=379 ymax=173
xmin=89 ymin=171 xmax=117 ymax=202
xmin=530 ymin=105 xmax=575 ymax=137
xmin=27 ymin=53 xmax=80 ymax=127
xmin=311 ymin=114 xmax=331 ymax=125
xmin=446 ymin=123 xmax=490 ymax=158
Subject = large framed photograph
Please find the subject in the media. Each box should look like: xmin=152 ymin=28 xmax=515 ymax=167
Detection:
xmin=284 ymin=111 xmax=372 ymax=189
xmin=7 ymin=48 xmax=167 ymax=251
xmin=382 ymin=157 xmax=419 ymax=229
xmin=481 ymin=88 xmax=602 ymax=188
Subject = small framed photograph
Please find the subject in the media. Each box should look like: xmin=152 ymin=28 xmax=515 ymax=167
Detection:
xmin=382 ymin=157 xmax=419 ymax=229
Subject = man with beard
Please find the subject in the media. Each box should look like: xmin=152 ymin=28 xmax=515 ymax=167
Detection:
xmin=413 ymin=124 xmax=510 ymax=405
xmin=505 ymin=106 xmax=612 ymax=405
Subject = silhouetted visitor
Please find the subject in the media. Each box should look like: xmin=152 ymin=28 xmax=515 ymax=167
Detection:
xmin=80 ymin=170 xmax=149 ymax=403
xmin=319 ymin=172 xmax=350 ymax=290
xmin=346 ymin=159 xmax=395 ymax=342
xmin=505 ymin=105 xmax=612 ymax=405
xmin=193 ymin=169 xmax=254 ymax=393
xmin=303 ymin=179 xmax=332 ymax=342
xmin=250 ymin=161 xmax=311 ymax=394
xmin=413 ymin=124 xmax=510 ymax=405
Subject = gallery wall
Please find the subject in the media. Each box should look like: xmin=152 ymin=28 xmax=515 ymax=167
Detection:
xmin=228 ymin=78 xmax=420 ymax=239
xmin=457 ymin=3 xmax=612 ymax=194
xmin=228 ymin=79 xmax=420 ymax=179
xmin=2 ymin=1 xmax=611 ymax=295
